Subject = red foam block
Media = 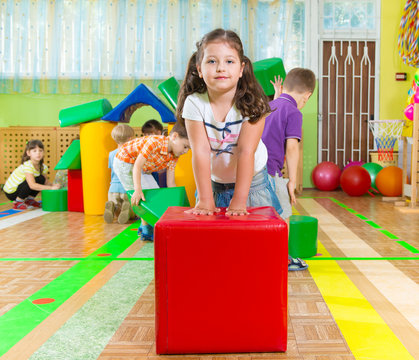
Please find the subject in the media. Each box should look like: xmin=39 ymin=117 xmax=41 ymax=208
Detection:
xmin=155 ymin=206 xmax=288 ymax=354
xmin=68 ymin=169 xmax=84 ymax=212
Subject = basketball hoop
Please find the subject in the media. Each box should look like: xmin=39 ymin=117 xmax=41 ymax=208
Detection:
xmin=368 ymin=120 xmax=404 ymax=161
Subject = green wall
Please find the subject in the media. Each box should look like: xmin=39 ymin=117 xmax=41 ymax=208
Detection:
xmin=0 ymin=93 xmax=162 ymax=128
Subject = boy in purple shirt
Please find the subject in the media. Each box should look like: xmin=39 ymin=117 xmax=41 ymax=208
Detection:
xmin=262 ymin=68 xmax=316 ymax=271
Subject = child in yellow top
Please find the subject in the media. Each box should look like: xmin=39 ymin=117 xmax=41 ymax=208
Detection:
xmin=3 ymin=139 xmax=60 ymax=210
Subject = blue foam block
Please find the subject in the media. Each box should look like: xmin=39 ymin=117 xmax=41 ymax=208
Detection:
xmin=102 ymin=83 xmax=176 ymax=124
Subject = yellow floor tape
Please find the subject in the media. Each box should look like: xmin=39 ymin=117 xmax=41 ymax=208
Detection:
xmin=307 ymin=245 xmax=413 ymax=359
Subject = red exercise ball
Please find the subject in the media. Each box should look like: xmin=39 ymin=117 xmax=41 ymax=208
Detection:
xmin=312 ymin=161 xmax=341 ymax=191
xmin=375 ymin=166 xmax=403 ymax=197
xmin=340 ymin=165 xmax=371 ymax=196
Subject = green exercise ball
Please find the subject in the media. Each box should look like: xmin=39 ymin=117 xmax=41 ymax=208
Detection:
xmin=362 ymin=162 xmax=383 ymax=190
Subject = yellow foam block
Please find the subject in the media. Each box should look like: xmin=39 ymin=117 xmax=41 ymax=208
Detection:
xmin=80 ymin=122 xmax=116 ymax=215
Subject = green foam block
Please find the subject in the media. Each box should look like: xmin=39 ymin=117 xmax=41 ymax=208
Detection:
xmin=41 ymin=189 xmax=68 ymax=212
xmin=158 ymin=77 xmax=180 ymax=110
xmin=59 ymin=99 xmax=113 ymax=127
xmin=54 ymin=140 xmax=81 ymax=170
xmin=127 ymin=187 xmax=190 ymax=226
xmin=253 ymin=58 xmax=286 ymax=96
xmin=289 ymin=215 xmax=318 ymax=258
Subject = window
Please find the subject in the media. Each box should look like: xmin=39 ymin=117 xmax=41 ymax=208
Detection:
xmin=0 ymin=0 xmax=306 ymax=94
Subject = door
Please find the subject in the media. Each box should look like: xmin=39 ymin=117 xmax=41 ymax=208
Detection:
xmin=319 ymin=40 xmax=376 ymax=168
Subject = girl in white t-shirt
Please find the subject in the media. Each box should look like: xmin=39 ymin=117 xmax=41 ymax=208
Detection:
xmin=177 ymin=28 xmax=282 ymax=216
xmin=3 ymin=139 xmax=60 ymax=210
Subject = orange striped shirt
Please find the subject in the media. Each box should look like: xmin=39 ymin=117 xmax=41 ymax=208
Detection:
xmin=115 ymin=135 xmax=177 ymax=172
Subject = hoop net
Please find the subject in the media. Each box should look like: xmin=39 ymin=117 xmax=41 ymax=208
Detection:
xmin=368 ymin=120 xmax=404 ymax=161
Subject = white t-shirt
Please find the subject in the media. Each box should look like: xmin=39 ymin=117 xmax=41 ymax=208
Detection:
xmin=182 ymin=92 xmax=267 ymax=183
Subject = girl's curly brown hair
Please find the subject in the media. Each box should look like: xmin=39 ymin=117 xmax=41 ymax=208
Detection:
xmin=176 ymin=28 xmax=270 ymax=126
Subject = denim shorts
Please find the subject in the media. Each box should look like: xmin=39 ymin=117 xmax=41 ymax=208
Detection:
xmin=113 ymin=157 xmax=159 ymax=191
xmin=268 ymin=174 xmax=292 ymax=220
xmin=211 ymin=168 xmax=283 ymax=215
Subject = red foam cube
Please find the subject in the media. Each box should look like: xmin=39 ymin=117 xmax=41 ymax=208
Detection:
xmin=155 ymin=206 xmax=288 ymax=354
xmin=68 ymin=169 xmax=84 ymax=212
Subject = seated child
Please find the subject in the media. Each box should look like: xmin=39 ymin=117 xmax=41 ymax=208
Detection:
xmin=104 ymin=124 xmax=136 ymax=224
xmin=113 ymin=121 xmax=190 ymax=240
xmin=3 ymin=139 xmax=60 ymax=209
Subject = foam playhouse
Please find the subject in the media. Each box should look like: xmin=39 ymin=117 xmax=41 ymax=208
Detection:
xmin=46 ymin=83 xmax=188 ymax=216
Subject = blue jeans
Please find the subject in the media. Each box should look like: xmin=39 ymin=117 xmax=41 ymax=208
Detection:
xmin=211 ymin=168 xmax=283 ymax=215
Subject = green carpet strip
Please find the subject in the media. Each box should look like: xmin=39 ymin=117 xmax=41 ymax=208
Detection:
xmin=30 ymin=244 xmax=154 ymax=360
xmin=0 ymin=223 xmax=140 ymax=357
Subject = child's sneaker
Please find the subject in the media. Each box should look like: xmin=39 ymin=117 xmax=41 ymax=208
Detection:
xmin=13 ymin=201 xmax=28 ymax=210
xmin=141 ymin=233 xmax=154 ymax=241
xmin=118 ymin=200 xmax=130 ymax=224
xmin=140 ymin=224 xmax=154 ymax=241
xmin=104 ymin=201 xmax=115 ymax=223
xmin=288 ymin=256 xmax=308 ymax=271
xmin=24 ymin=198 xmax=41 ymax=208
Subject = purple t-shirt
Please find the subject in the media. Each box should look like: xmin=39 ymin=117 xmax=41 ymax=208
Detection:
xmin=261 ymin=93 xmax=302 ymax=176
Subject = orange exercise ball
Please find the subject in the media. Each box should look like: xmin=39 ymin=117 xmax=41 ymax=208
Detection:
xmin=375 ymin=166 xmax=403 ymax=197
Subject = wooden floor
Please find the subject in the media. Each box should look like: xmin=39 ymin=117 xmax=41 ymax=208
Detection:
xmin=0 ymin=190 xmax=418 ymax=360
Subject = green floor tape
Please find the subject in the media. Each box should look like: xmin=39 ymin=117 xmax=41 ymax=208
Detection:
xmin=346 ymin=208 xmax=358 ymax=214
xmin=365 ymin=220 xmax=382 ymax=229
xmin=396 ymin=241 xmax=419 ymax=254
xmin=30 ymin=244 xmax=155 ymax=360
xmin=0 ymin=223 xmax=140 ymax=357
xmin=379 ymin=229 xmax=399 ymax=240
xmin=305 ymin=196 xmax=409 ymax=252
